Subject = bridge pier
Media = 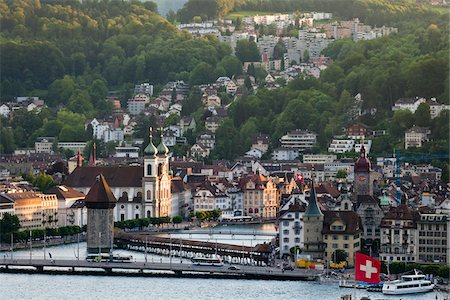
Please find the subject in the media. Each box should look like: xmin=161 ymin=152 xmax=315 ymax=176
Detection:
xmin=36 ymin=266 xmax=44 ymax=272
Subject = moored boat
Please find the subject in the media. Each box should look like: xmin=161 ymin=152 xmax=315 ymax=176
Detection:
xmin=382 ymin=270 xmax=434 ymax=295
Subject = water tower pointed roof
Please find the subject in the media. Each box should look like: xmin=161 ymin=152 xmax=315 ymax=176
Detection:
xmin=84 ymin=173 xmax=117 ymax=209
xmin=304 ymin=178 xmax=323 ymax=217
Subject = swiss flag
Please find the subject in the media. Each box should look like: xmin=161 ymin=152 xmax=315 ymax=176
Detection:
xmin=295 ymin=173 xmax=304 ymax=182
xmin=355 ymin=252 xmax=381 ymax=284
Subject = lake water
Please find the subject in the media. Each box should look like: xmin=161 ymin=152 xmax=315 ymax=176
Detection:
xmin=0 ymin=224 xmax=447 ymax=300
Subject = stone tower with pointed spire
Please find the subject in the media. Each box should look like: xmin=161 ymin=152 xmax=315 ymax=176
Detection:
xmin=85 ymin=173 xmax=117 ymax=254
xmin=302 ymin=178 xmax=325 ymax=260
xmin=142 ymin=128 xmax=171 ymax=218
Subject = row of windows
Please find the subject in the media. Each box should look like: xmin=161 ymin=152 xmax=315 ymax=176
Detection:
xmin=418 ymin=247 xmax=447 ymax=253
xmin=419 ymin=224 xmax=447 ymax=230
xmin=282 ymin=237 xmax=301 ymax=243
xmin=419 ymin=231 xmax=446 ymax=237
xmin=418 ymin=239 xmax=447 ymax=245
xmin=282 ymin=229 xmax=301 ymax=235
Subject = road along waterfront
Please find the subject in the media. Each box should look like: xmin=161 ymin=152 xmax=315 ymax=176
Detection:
xmin=0 ymin=224 xmax=447 ymax=299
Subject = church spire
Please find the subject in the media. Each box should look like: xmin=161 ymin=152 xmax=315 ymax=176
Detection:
xmin=157 ymin=127 xmax=169 ymax=156
xmin=77 ymin=148 xmax=83 ymax=168
xmin=304 ymin=178 xmax=323 ymax=217
xmin=144 ymin=127 xmax=158 ymax=157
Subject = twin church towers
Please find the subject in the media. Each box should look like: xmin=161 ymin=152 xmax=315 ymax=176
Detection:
xmin=142 ymin=127 xmax=172 ymax=218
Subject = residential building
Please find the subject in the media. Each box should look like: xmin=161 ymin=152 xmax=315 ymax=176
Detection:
xmin=134 ymin=83 xmax=154 ymax=96
xmin=57 ymin=142 xmax=87 ymax=153
xmin=251 ymin=134 xmax=270 ymax=154
xmin=416 ymin=213 xmax=448 ymax=264
xmin=127 ymin=98 xmax=146 ymax=115
xmin=380 ymin=205 xmax=418 ymax=263
xmin=0 ymin=194 xmax=14 ymax=218
xmin=303 ymin=154 xmax=337 ymax=164
xmin=345 ymin=123 xmax=369 ymax=139
xmin=190 ymin=143 xmax=210 ymax=158
xmin=114 ymin=146 xmax=140 ymax=158
xmin=46 ymin=185 xmax=86 ymax=227
xmin=272 ymin=147 xmax=299 ymax=161
xmin=35 ymin=137 xmax=54 ymax=154
xmin=7 ymin=192 xmax=43 ymax=229
xmin=193 ymin=180 xmax=229 ymax=212
xmin=405 ymin=126 xmax=431 ymax=149
xmin=0 ymin=104 xmax=11 ymax=118
xmin=427 ymin=98 xmax=450 ymax=119
xmin=392 ymin=97 xmax=426 ymax=113
xmin=328 ymin=139 xmax=355 ymax=153
xmin=240 ymin=173 xmax=278 ymax=219
xmin=278 ymin=202 xmax=306 ymax=258
xmin=279 ymin=130 xmax=317 ymax=151
xmin=205 ymin=116 xmax=222 ymax=133
xmin=39 ymin=194 xmax=58 ymax=228
xmin=226 ymin=80 xmax=237 ymax=95
xmin=322 ymin=210 xmax=362 ymax=267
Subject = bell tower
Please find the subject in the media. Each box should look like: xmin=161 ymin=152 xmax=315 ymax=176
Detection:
xmin=142 ymin=127 xmax=158 ymax=218
xmin=354 ymin=145 xmax=371 ymax=196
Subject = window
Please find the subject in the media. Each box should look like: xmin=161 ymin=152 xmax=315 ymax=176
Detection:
xmin=120 ymin=214 xmax=125 ymax=221
xmin=344 ymin=235 xmax=349 ymax=240
xmin=295 ymin=238 xmax=300 ymax=243
xmin=283 ymin=238 xmax=289 ymax=243
xmin=332 ymin=243 xmax=338 ymax=249
xmin=333 ymin=235 xmax=338 ymax=240
xmin=147 ymin=164 xmax=152 ymax=176
xmin=283 ymin=230 xmax=289 ymax=235
xmin=324 ymin=235 xmax=328 ymax=240
xmin=147 ymin=190 xmax=152 ymax=200
xmin=344 ymin=244 xmax=349 ymax=249
xmin=135 ymin=214 xmax=139 ymax=219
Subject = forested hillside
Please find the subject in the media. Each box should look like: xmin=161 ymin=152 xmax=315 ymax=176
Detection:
xmin=0 ymin=0 xmax=231 ymax=101
xmin=0 ymin=0 xmax=448 ymax=165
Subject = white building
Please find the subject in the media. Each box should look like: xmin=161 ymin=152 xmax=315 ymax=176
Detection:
xmin=428 ymin=98 xmax=450 ymax=119
xmin=134 ymin=83 xmax=154 ymax=96
xmin=0 ymin=104 xmax=11 ymax=118
xmin=354 ymin=140 xmax=372 ymax=154
xmin=328 ymin=139 xmax=355 ymax=153
xmin=392 ymin=97 xmax=426 ymax=113
xmin=114 ymin=146 xmax=140 ymax=158
xmin=405 ymin=126 xmax=430 ymax=149
xmin=272 ymin=147 xmax=299 ymax=161
xmin=303 ymin=154 xmax=337 ymax=164
xmin=35 ymin=137 xmax=54 ymax=154
xmin=103 ymin=128 xmax=124 ymax=143
xmin=278 ymin=202 xmax=305 ymax=257
xmin=128 ymin=98 xmax=146 ymax=115
xmin=57 ymin=142 xmax=87 ymax=153
xmin=280 ymin=130 xmax=317 ymax=151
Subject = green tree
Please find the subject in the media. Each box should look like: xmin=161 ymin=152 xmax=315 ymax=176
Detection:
xmin=0 ymin=213 xmax=21 ymax=239
xmin=414 ymin=103 xmax=431 ymax=127
xmin=235 ymin=39 xmax=260 ymax=62
xmin=31 ymin=173 xmax=56 ymax=192
xmin=332 ymin=249 xmax=348 ymax=263
xmin=189 ymin=62 xmax=215 ymax=85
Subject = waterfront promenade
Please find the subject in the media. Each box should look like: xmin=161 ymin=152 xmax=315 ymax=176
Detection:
xmin=0 ymin=258 xmax=320 ymax=281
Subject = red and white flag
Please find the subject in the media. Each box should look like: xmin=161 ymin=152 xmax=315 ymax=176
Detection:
xmin=355 ymin=252 xmax=381 ymax=284
xmin=295 ymin=173 xmax=304 ymax=182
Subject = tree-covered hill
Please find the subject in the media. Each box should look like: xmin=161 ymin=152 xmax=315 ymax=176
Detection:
xmin=0 ymin=0 xmax=231 ymax=100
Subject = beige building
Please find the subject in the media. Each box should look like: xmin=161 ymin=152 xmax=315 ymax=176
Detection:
xmin=322 ymin=211 xmax=362 ymax=267
xmin=405 ymin=126 xmax=430 ymax=149
xmin=35 ymin=137 xmax=54 ymax=154
xmin=416 ymin=213 xmax=448 ymax=264
xmin=240 ymin=173 xmax=278 ymax=218
xmin=39 ymin=194 xmax=58 ymax=228
xmin=46 ymin=185 xmax=85 ymax=227
xmin=380 ymin=205 xmax=418 ymax=263
xmin=7 ymin=192 xmax=43 ymax=230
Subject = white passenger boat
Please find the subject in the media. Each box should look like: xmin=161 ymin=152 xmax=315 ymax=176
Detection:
xmin=382 ymin=270 xmax=434 ymax=295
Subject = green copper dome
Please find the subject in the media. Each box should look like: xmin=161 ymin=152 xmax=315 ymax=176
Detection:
xmin=144 ymin=128 xmax=158 ymax=157
xmin=157 ymin=132 xmax=169 ymax=156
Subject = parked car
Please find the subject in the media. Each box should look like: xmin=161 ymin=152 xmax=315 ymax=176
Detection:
xmin=228 ymin=265 xmax=241 ymax=271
